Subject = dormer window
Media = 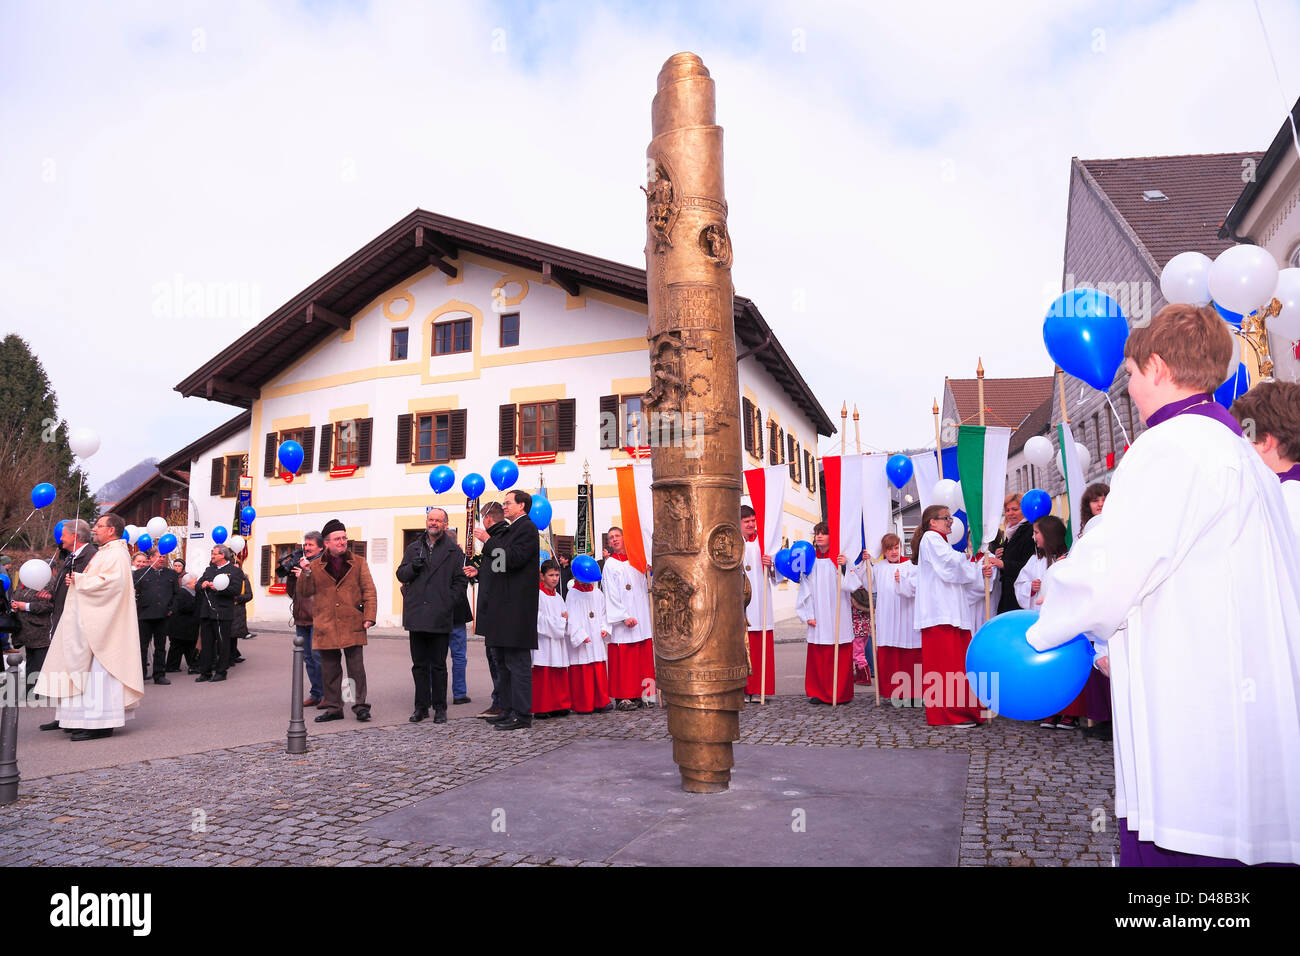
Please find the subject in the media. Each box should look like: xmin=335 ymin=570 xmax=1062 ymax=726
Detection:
xmin=1141 ymin=189 xmax=1168 ymax=202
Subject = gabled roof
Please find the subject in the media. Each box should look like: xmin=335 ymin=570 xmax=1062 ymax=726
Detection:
xmin=157 ymin=410 xmax=252 ymax=472
xmin=1008 ymin=393 xmax=1054 ymax=456
xmin=946 ymin=376 xmax=1054 ymax=431
xmin=1220 ymin=96 xmax=1300 ymax=240
xmin=174 ymin=209 xmax=835 ymax=435
xmin=1076 ymin=153 xmax=1264 ymax=271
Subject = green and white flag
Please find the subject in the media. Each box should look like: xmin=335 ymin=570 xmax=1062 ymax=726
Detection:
xmin=956 ymin=425 xmax=1013 ymax=550
xmin=1056 ymin=422 xmax=1085 ymax=548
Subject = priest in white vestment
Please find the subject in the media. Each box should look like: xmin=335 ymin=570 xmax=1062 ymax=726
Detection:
xmin=34 ymin=513 xmax=144 ymax=741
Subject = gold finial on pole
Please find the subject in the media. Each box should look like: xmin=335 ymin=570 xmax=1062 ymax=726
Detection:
xmin=933 ymin=398 xmax=944 ymax=480
xmin=853 ymin=404 xmax=861 ymax=455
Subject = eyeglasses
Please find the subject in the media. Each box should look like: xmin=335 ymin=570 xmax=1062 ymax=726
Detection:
xmin=936 ymin=516 xmax=954 ymax=522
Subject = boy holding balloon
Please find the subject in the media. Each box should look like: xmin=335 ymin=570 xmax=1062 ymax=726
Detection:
xmin=1028 ymin=303 xmax=1300 ymax=866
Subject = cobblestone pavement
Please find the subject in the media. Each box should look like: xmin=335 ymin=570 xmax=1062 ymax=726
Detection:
xmin=0 ymin=695 xmax=1117 ymax=866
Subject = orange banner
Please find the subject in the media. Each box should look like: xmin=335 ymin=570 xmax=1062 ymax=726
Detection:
xmin=615 ymin=465 xmax=648 ymax=573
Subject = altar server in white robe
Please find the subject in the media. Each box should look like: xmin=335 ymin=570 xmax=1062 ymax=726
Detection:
xmin=741 ymin=505 xmax=776 ymax=700
xmin=1029 ymin=303 xmax=1300 ymax=866
xmin=1014 ymin=516 xmax=1086 ymax=729
xmin=601 ymin=527 xmax=654 ymax=709
xmin=1230 ymin=381 xmax=1300 ymax=546
xmin=531 ymin=560 xmax=571 ymax=717
xmin=35 ymin=513 xmax=145 ymax=741
xmin=796 ymin=522 xmax=861 ymax=705
xmin=566 ymin=576 xmax=612 ymax=714
xmin=872 ymin=533 xmax=920 ymax=706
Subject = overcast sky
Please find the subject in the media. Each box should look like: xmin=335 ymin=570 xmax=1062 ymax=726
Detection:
xmin=4 ymin=0 xmax=1299 ymax=488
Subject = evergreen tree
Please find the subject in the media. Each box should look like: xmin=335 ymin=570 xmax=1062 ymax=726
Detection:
xmin=0 ymin=334 xmax=96 ymax=552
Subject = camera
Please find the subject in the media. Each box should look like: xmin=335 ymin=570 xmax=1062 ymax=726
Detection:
xmin=275 ymin=547 xmax=306 ymax=578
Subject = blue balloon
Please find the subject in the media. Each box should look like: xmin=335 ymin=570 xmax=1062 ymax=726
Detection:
xmin=277 ymin=439 xmax=304 ymax=475
xmin=461 ymin=473 xmax=485 ymax=500
xmin=31 ymin=482 xmax=56 ymax=509
xmin=212 ymin=526 xmax=228 ymax=544
xmin=787 ymin=540 xmax=816 ymax=582
xmin=965 ymin=610 xmax=1094 ymax=721
xmin=429 ymin=465 xmax=455 ymax=494
xmin=885 ymin=455 xmax=913 ymax=490
xmin=1043 ymin=289 xmax=1129 ymax=391
xmin=1214 ymin=363 xmax=1249 ymax=409
xmin=1212 ymin=301 xmax=1244 ymax=328
xmin=240 ymin=506 xmax=256 ymax=524
xmin=530 ymin=494 xmax=552 ymax=531
xmin=951 ymin=508 xmax=970 ymax=552
xmin=0 ymin=573 xmax=9 ymax=592
xmin=571 ymin=554 xmax=602 ymax=583
xmin=539 ymin=549 xmax=551 ymax=565
xmin=773 ymin=547 xmax=794 ymax=581
xmin=135 ymin=533 xmax=153 ymax=553
xmin=1020 ymin=488 xmax=1051 ymax=523
xmin=490 ymin=458 xmax=519 ymax=492
xmin=157 ymin=533 xmax=178 ymax=556
xmin=53 ymin=519 xmax=66 ymax=544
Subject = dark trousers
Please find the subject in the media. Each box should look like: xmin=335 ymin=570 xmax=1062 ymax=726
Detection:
xmin=198 ymin=619 xmax=230 ymax=677
xmin=487 ymin=645 xmax=502 ymax=709
xmin=493 ymin=647 xmax=532 ymax=723
xmin=165 ymin=639 xmax=199 ymax=672
xmin=409 ymin=631 xmax=450 ymax=712
xmin=24 ymin=644 xmax=48 ymax=697
xmin=139 ymin=617 xmax=168 ymax=676
xmin=319 ymin=645 xmax=367 ymax=716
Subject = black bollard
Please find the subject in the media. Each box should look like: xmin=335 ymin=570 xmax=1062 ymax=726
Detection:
xmin=287 ymin=634 xmax=307 ymax=754
xmin=0 ymin=651 xmax=22 ymax=804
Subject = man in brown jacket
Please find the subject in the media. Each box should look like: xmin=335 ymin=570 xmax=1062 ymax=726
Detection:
xmin=297 ymin=519 xmax=376 ymax=722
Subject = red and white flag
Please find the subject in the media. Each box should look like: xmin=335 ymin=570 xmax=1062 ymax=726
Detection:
xmin=743 ymin=465 xmax=787 ymax=557
xmin=821 ymin=454 xmax=864 ymax=562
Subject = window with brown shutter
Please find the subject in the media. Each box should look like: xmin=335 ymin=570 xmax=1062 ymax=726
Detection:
xmin=778 ymin=427 xmax=785 ymax=463
xmin=599 ymin=394 xmax=619 ymax=449
xmin=318 ymin=423 xmax=333 ymax=472
xmin=415 ymin=412 xmax=451 ymax=464
xmin=210 ymin=457 xmax=223 ymax=496
xmin=789 ymin=438 xmax=800 ymax=483
xmin=804 ymin=450 xmax=815 ymax=491
xmin=449 ymin=408 xmax=467 ymax=459
xmin=278 ymin=429 xmax=309 ymax=477
xmin=768 ymin=422 xmax=779 ymax=465
xmin=357 ymin=418 xmax=373 ymax=467
xmin=396 ymin=413 xmax=413 ymax=464
xmin=754 ymin=405 xmax=763 ymax=461
xmin=554 ymin=535 xmax=574 ymax=559
xmin=519 ymin=402 xmax=557 ymax=454
xmin=557 ymin=398 xmax=576 ymax=452
xmin=222 ymin=454 xmax=245 ymax=498
xmin=260 ymin=545 xmax=272 ymax=586
xmin=263 ymin=433 xmax=277 ymax=477
xmin=299 ymin=427 xmax=315 ymax=474
xmin=742 ymin=398 xmax=754 ymax=455
xmin=348 ymin=540 xmax=367 ymax=560
xmin=499 ymin=404 xmax=517 ymax=456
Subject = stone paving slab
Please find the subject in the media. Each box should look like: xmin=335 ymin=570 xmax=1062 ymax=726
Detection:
xmin=0 ymin=696 xmax=1118 ymax=867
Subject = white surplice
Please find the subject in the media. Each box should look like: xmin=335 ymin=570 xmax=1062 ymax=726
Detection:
xmin=1027 ymin=413 xmax=1300 ymax=864
xmin=913 ymin=531 xmax=983 ymax=632
xmin=742 ymin=538 xmax=775 ymax=630
xmin=1014 ymin=554 xmax=1051 ymax=610
xmin=533 ymin=588 xmax=569 ymax=668
xmin=967 ymin=563 xmax=998 ymax=632
xmin=565 ymin=585 xmax=609 ymax=665
xmin=874 ymin=560 xmax=919 ymax=649
xmin=602 ymin=557 xmax=652 ymax=644
xmin=1282 ymin=480 xmax=1300 ymax=546
xmin=795 ymin=556 xmax=860 ymax=645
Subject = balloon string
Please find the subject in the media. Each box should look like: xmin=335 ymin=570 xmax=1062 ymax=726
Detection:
xmin=0 ymin=510 xmax=38 ymax=555
xmin=1104 ymin=396 xmax=1132 ymax=450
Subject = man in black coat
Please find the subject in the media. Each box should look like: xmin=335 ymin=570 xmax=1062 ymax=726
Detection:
xmin=43 ymin=519 xmax=98 ymax=634
xmin=165 ymin=574 xmax=201 ymax=673
xmin=134 ymin=552 xmax=179 ymax=684
xmin=395 ymin=507 xmax=472 ymax=724
xmin=992 ymin=494 xmax=1036 ymax=615
xmin=465 ymin=489 xmax=539 ymax=731
xmin=195 ymin=545 xmax=247 ymax=683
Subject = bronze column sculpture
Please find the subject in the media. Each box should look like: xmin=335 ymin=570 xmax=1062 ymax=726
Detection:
xmin=642 ymin=52 xmax=747 ymax=793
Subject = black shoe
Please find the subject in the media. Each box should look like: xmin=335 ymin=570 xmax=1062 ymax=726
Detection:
xmin=70 ymin=728 xmax=113 ymax=742
xmin=409 ymin=709 xmax=429 ymax=723
xmin=153 ymin=675 xmax=171 ymax=685
xmin=195 ymin=674 xmax=213 ymax=682
xmin=355 ymin=708 xmax=371 ymax=722
xmin=486 ymin=711 xmax=514 ymax=725
xmin=493 ymin=717 xmax=531 ymax=731
xmin=39 ymin=720 xmax=61 ymax=731
xmin=230 ymin=655 xmax=246 ymax=664
xmin=550 ymin=710 xmax=570 ymax=718
xmin=595 ymin=703 xmax=614 ymax=713
xmin=534 ymin=711 xmax=552 ymax=720
xmin=453 ymin=696 xmax=471 ymax=705
xmin=210 ymin=673 xmax=227 ymax=683
xmin=433 ymin=710 xmax=447 ymax=724
xmin=187 ymin=667 xmax=201 ymax=675
xmin=314 ymin=711 xmax=344 ymax=723
xmin=809 ymin=697 xmax=827 ymax=705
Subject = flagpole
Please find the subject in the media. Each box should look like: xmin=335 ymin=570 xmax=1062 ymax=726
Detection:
xmin=1056 ymin=366 xmax=1069 ymax=520
xmin=933 ymin=399 xmax=943 ymax=480
xmin=978 ymin=358 xmax=991 ymax=622
xmin=831 ymin=401 xmax=847 ymax=708
xmin=854 ymin=405 xmax=881 ymax=706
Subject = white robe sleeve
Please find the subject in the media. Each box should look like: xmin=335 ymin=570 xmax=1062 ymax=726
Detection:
xmin=921 ymin=533 xmax=980 ymax=586
xmin=796 ymin=573 xmax=815 ymax=623
xmin=1014 ymin=557 xmax=1040 ymax=610
xmin=603 ymin=564 xmax=628 ymax=622
xmin=897 ymin=564 xmax=917 ymax=598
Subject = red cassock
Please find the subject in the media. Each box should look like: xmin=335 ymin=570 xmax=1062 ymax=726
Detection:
xmin=805 ymin=642 xmax=854 ymax=704
xmin=877 ymin=646 xmax=924 ymax=703
xmin=532 ymin=666 xmax=572 ymax=714
xmin=919 ymin=624 xmax=985 ymax=725
xmin=568 ymin=661 xmax=611 ymax=713
xmin=607 ymin=639 xmax=655 ymax=700
xmin=746 ymin=630 xmax=776 ymax=695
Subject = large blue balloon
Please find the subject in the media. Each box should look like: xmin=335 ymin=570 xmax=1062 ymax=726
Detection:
xmin=490 ymin=458 xmax=519 ymax=492
xmin=1020 ymin=488 xmax=1051 ymax=523
xmin=53 ymin=519 xmax=66 ymax=544
xmin=965 ymin=610 xmax=1094 ymax=720
xmin=571 ymin=555 xmax=602 ymax=583
xmin=1214 ymin=363 xmax=1249 ymax=409
xmin=240 ymin=506 xmax=256 ymax=524
xmin=788 ymin=540 xmax=816 ymax=582
xmin=886 ymin=454 xmax=913 ymax=490
xmin=157 ymin=533 xmax=178 ymax=556
xmin=530 ymin=494 xmax=552 ymax=531
xmin=1212 ymin=301 xmax=1244 ymax=328
xmin=31 ymin=482 xmax=56 ymax=509
xmin=1043 ymin=289 xmax=1129 ymax=391
xmin=135 ymin=533 xmax=153 ymax=553
xmin=429 ymin=465 xmax=455 ymax=494
xmin=277 ymin=440 xmax=304 ymax=475
xmin=773 ymin=547 xmax=794 ymax=581
xmin=950 ymin=508 xmax=970 ymax=552
xmin=461 ymin=473 xmax=485 ymax=500
xmin=212 ymin=526 xmax=228 ymax=544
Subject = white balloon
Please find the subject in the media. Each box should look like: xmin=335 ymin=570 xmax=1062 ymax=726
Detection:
xmin=146 ymin=516 xmax=167 ymax=538
xmin=212 ymin=573 xmax=230 ymax=591
xmin=1024 ymin=435 xmax=1054 ymax=467
xmin=932 ymin=479 xmax=960 ymax=509
xmin=946 ymin=516 xmax=965 ymax=545
xmin=904 ymin=494 xmax=915 ymax=504
xmin=68 ymin=427 xmax=101 ymax=460
xmin=1160 ymin=251 xmax=1213 ymax=306
xmin=123 ymin=525 xmax=137 ymax=544
xmin=1271 ymin=267 xmax=1300 ymax=340
xmin=18 ymin=559 xmax=52 ymax=590
xmin=1208 ymin=245 xmax=1279 ymax=316
xmin=1225 ymin=331 xmax=1242 ymax=384
xmin=227 ymin=535 xmax=246 ymax=554
xmin=1076 ymin=442 xmax=1091 ymax=471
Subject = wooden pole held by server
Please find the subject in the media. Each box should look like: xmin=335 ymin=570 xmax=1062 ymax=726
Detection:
xmin=933 ymin=398 xmax=944 ymax=480
xmin=978 ymin=358 xmax=991 ymax=622
xmin=831 ymin=401 xmax=847 ymax=707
